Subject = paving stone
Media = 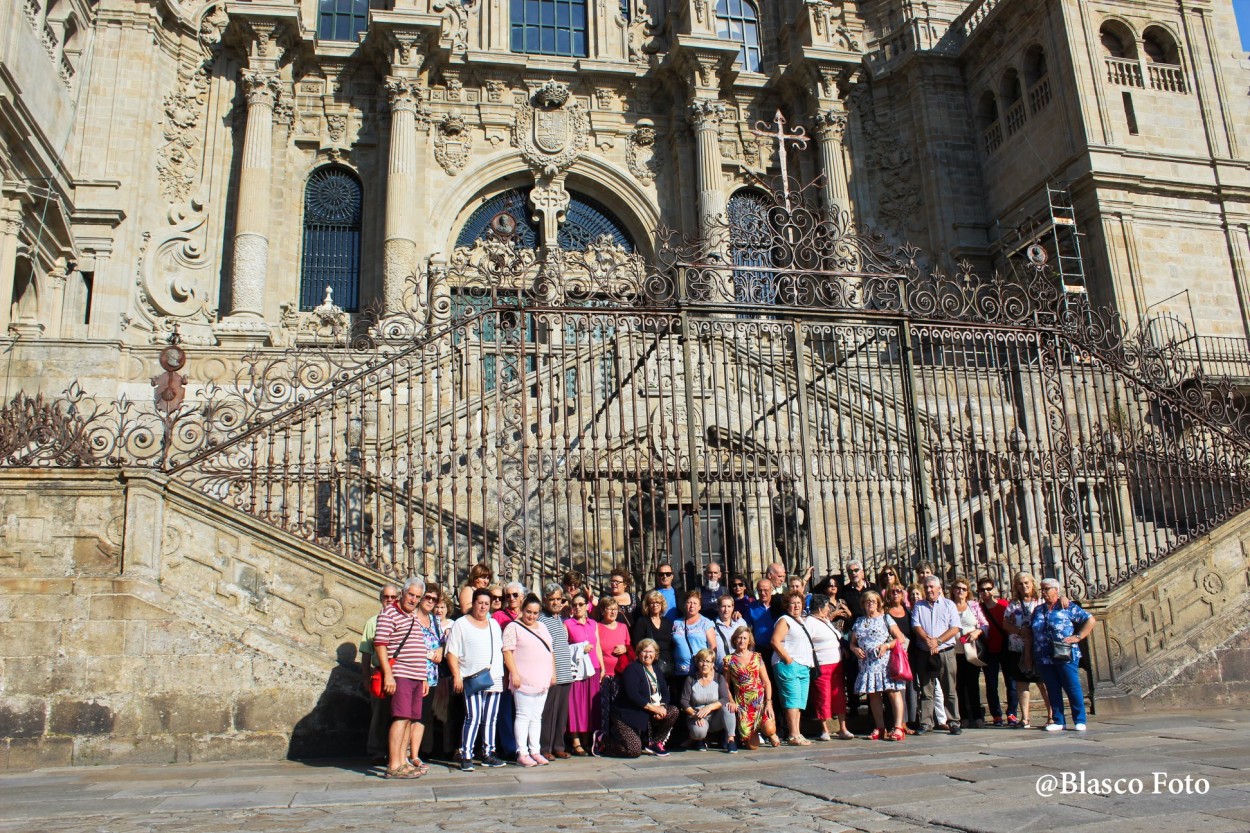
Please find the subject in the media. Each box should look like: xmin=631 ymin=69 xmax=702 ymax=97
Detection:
xmin=290 ymin=785 xmax=436 ymax=805
xmin=152 ymin=790 xmax=297 ymax=811
xmin=1064 ymin=812 xmax=1250 ymax=833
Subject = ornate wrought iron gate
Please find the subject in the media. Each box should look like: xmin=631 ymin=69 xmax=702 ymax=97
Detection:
xmin=7 ymin=187 xmax=1249 ymax=599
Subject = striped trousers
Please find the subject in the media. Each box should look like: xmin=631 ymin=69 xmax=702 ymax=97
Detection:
xmin=461 ymin=690 xmax=501 ymax=759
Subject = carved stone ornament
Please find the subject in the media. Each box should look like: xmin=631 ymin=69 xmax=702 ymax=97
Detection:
xmin=433 ymin=112 xmax=473 ymax=176
xmin=529 ymin=179 xmax=571 ymax=247
xmin=240 ymin=68 xmax=281 ymax=110
xmin=133 ymin=198 xmax=218 ymax=344
xmin=325 ymin=113 xmax=348 ymax=143
xmin=157 ymin=65 xmax=209 ymax=203
xmin=626 ymin=125 xmax=659 ymax=183
xmin=485 ymin=79 xmax=506 ymax=103
xmin=511 ymin=80 xmax=589 ymax=177
xmin=432 ymin=0 xmax=479 ymax=53
xmin=688 ymin=98 xmax=727 ymax=129
xmin=386 ymin=77 xmax=429 ymax=120
xmin=814 ymin=109 xmax=848 ymax=143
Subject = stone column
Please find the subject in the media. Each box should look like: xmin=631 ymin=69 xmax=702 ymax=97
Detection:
xmin=688 ymin=99 xmax=728 ymax=242
xmin=0 ymin=207 xmax=22 ymax=332
xmin=45 ymin=262 xmax=67 ymax=338
xmin=383 ymin=77 xmax=421 ymax=316
xmin=226 ymin=68 xmax=281 ymax=321
xmin=814 ymin=108 xmax=853 ymax=220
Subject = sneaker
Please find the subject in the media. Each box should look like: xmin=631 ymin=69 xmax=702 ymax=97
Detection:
xmin=532 ymin=753 xmax=550 ymax=765
xmin=949 ymin=725 xmax=962 ymax=735
xmin=459 ymin=759 xmax=475 ymax=772
xmin=726 ymin=740 xmax=738 ymax=754
xmin=992 ymin=717 xmax=1005 ymax=726
xmin=517 ymin=754 xmax=538 ymax=767
xmin=1044 ymin=723 xmax=1064 ymax=732
xmin=816 ymin=732 xmax=832 ymax=742
xmin=695 ymin=741 xmax=708 ymax=752
xmin=640 ymin=745 xmax=656 ymax=756
xmin=1006 ymin=714 xmax=1019 ymax=726
xmin=481 ymin=755 xmax=505 ymax=768
xmin=1070 ymin=723 xmax=1087 ymax=732
xmin=648 ymin=742 xmax=670 ymax=757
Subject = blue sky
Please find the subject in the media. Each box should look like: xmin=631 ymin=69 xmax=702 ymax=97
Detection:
xmin=1237 ymin=0 xmax=1250 ymax=51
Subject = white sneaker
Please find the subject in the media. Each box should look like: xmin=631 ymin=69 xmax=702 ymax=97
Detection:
xmin=1044 ymin=723 xmax=1064 ymax=732
xmin=1071 ymin=723 xmax=1087 ymax=732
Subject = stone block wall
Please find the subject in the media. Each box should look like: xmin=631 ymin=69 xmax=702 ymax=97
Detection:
xmin=0 ymin=471 xmax=383 ymax=768
xmin=1086 ymin=501 xmax=1250 ymax=714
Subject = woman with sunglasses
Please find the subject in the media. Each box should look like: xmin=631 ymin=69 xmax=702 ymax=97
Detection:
xmin=415 ymin=583 xmax=446 ymax=767
xmin=950 ymin=578 xmax=989 ymax=728
xmin=876 ymin=564 xmax=904 ymax=594
xmin=564 ymin=592 xmax=605 ymax=755
xmin=563 ymin=571 xmax=597 ymax=617
xmin=493 ymin=582 xmax=527 ymax=628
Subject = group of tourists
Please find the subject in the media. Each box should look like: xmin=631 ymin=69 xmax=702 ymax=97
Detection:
xmin=359 ymin=559 xmax=1095 ymax=779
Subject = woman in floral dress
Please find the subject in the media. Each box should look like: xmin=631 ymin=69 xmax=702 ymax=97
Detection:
xmin=722 ymin=625 xmax=779 ymax=749
xmin=850 ymin=590 xmax=908 ymax=741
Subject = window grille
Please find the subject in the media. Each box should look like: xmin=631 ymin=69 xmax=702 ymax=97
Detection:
xmin=510 ymin=0 xmax=588 ymax=57
xmin=300 ymin=167 xmax=362 ymax=311
xmin=728 ymin=190 xmax=775 ymax=304
xmin=716 ymin=0 xmax=762 ymax=73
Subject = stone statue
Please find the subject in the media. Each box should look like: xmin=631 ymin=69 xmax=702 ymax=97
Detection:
xmin=771 ymin=476 xmax=809 ymax=575
xmin=627 ymin=477 xmax=667 ymax=584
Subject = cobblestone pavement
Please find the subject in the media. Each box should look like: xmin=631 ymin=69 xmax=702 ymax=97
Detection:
xmin=2 ymin=709 xmax=1249 ymax=833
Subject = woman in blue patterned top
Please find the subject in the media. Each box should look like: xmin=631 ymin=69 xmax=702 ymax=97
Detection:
xmin=1030 ymin=577 xmax=1095 ymax=732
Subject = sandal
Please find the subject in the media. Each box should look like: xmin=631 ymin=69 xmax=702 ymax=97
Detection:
xmin=903 ymin=727 xmax=916 ymax=735
xmin=836 ymin=729 xmax=856 ymax=740
xmin=787 ymin=735 xmax=813 ymax=746
xmin=384 ymin=764 xmax=421 ymax=779
xmin=767 ymin=735 xmax=783 ymax=748
xmin=889 ymin=728 xmax=905 ymax=742
xmin=869 ymin=728 xmax=883 ymax=740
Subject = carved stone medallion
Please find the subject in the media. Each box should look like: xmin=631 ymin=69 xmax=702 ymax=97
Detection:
xmin=433 ymin=113 xmax=473 ymax=175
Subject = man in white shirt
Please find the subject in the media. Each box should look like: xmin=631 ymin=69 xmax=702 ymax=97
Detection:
xmin=910 ymin=576 xmax=963 ymax=735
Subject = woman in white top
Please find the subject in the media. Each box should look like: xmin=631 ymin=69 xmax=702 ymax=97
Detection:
xmin=447 ymin=588 xmax=506 ymax=771
xmin=807 ymin=594 xmax=855 ymax=740
xmin=770 ymin=590 xmax=816 ymax=745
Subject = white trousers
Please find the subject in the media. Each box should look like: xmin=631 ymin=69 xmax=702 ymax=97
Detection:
xmin=513 ymin=690 xmax=549 ymax=756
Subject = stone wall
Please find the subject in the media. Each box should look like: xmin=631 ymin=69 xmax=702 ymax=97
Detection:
xmin=0 ymin=470 xmax=383 ymax=768
xmin=1086 ymin=502 xmax=1250 ymax=714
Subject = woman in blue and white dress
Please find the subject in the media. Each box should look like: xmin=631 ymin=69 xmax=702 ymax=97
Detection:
xmin=850 ymin=590 xmax=908 ymax=741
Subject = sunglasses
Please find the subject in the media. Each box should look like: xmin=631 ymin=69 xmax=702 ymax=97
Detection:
xmin=731 ymin=581 xmax=745 ymax=587
xmin=490 ymin=595 xmax=503 ymax=601
xmin=383 ymin=595 xmax=399 ymax=601
xmin=979 ymin=586 xmax=995 ymax=592
xmin=421 ymin=594 xmax=436 ymax=601
xmin=506 ymin=592 xmax=522 ymax=598
xmin=658 ymin=571 xmax=674 ymax=577
xmin=573 ymin=601 xmax=588 ymax=608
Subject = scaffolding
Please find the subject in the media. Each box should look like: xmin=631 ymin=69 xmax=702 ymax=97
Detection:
xmin=1003 ymin=183 xmax=1088 ymax=313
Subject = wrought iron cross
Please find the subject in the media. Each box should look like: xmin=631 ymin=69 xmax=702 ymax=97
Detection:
xmin=751 ymin=109 xmax=809 ymax=204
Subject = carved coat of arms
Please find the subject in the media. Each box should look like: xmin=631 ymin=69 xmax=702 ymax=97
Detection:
xmin=512 ymin=79 xmax=588 ymax=177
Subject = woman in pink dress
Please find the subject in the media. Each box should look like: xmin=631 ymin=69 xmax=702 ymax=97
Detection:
xmin=564 ymin=592 xmax=605 ymax=755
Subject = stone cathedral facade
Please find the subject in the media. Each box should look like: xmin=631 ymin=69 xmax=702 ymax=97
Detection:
xmin=2 ymin=0 xmax=1248 ymax=383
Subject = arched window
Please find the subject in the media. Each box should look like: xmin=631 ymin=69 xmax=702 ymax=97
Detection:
xmin=1142 ymin=26 xmax=1180 ymax=64
xmin=510 ymin=0 xmax=588 ymax=57
xmin=727 ymin=189 xmax=774 ymax=304
xmin=1023 ymin=45 xmax=1047 ymax=87
xmin=1099 ymin=21 xmax=1137 ymax=59
xmin=318 ymin=0 xmax=371 ymax=42
xmin=456 ymin=187 xmax=633 ymax=252
xmin=978 ymin=91 xmax=1002 ymax=153
xmin=716 ymin=0 xmax=762 ymax=73
xmin=300 ymin=167 xmax=363 ymax=312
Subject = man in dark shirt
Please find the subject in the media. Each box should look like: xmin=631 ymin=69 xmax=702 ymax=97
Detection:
xmin=839 ymin=559 xmax=870 ymax=724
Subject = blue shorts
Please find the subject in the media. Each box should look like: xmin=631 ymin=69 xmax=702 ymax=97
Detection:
xmin=775 ymin=661 xmax=812 ymax=710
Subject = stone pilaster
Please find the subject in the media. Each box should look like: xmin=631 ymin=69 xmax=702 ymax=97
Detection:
xmin=226 ymin=68 xmax=280 ymax=321
xmin=383 ymin=77 xmax=421 ymax=316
